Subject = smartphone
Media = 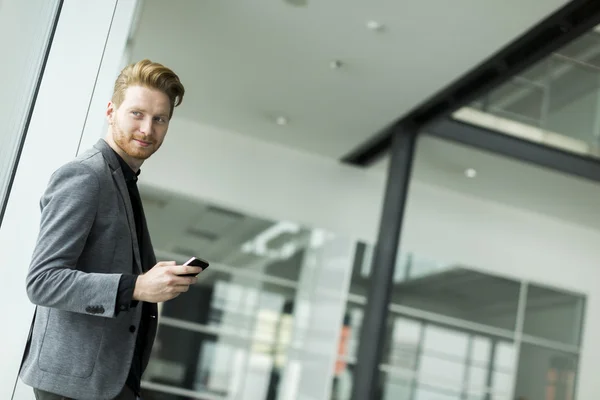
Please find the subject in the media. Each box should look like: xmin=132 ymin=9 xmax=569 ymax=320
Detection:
xmin=181 ymin=257 xmax=209 ymax=277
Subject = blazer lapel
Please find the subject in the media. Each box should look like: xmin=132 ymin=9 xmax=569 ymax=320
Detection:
xmin=94 ymin=139 xmax=143 ymax=273
xmin=113 ymin=170 xmax=143 ymax=273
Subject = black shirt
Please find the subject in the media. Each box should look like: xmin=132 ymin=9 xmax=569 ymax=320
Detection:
xmin=113 ymin=150 xmax=151 ymax=396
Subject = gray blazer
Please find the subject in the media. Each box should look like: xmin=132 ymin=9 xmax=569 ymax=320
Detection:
xmin=19 ymin=139 xmax=158 ymax=400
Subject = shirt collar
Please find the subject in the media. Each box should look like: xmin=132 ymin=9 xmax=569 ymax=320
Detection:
xmin=111 ymin=148 xmax=140 ymax=183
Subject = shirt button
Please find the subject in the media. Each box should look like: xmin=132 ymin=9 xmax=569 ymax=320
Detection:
xmin=120 ymin=305 xmax=126 ymax=311
xmin=129 ymin=325 xmax=136 ymax=333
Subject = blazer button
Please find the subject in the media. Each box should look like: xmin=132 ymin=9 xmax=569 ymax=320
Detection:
xmin=129 ymin=325 xmax=136 ymax=333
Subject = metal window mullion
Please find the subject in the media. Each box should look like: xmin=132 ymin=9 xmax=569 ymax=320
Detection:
xmin=508 ymin=282 xmax=529 ymax=400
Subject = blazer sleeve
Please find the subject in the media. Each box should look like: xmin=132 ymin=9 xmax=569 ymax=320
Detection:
xmin=25 ymin=161 xmax=122 ymax=318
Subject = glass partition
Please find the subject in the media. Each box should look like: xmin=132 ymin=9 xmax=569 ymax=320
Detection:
xmin=457 ymin=28 xmax=600 ymax=160
xmin=138 ymin=184 xmax=356 ymax=400
xmin=332 ymin=243 xmax=586 ymax=400
xmin=522 ymin=284 xmax=585 ymax=347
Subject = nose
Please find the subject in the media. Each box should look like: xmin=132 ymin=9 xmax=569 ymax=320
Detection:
xmin=139 ymin=117 xmax=153 ymax=135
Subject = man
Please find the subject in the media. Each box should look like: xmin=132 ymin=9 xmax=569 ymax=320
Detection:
xmin=19 ymin=59 xmax=202 ymax=400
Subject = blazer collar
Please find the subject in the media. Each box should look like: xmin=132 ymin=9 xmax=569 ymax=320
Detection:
xmin=93 ymin=139 xmax=121 ymax=172
xmin=94 ymin=139 xmax=141 ymax=181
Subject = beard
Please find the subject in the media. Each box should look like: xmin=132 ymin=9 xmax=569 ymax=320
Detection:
xmin=112 ymin=115 xmax=160 ymax=161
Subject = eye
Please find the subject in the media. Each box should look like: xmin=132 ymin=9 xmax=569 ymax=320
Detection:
xmin=132 ymin=111 xmax=142 ymax=117
xmin=154 ymin=116 xmax=167 ymax=123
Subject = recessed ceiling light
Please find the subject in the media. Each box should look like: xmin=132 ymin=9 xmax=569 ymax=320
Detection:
xmin=284 ymin=0 xmax=308 ymax=7
xmin=275 ymin=116 xmax=289 ymax=126
xmin=329 ymin=60 xmax=343 ymax=70
xmin=464 ymin=168 xmax=477 ymax=178
xmin=366 ymin=20 xmax=385 ymax=32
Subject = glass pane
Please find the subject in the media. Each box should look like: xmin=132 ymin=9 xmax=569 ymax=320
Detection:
xmin=140 ymin=389 xmax=184 ymax=400
xmin=141 ymin=188 xmax=355 ymax=400
xmin=480 ymin=76 xmax=546 ymax=126
xmin=514 ymin=344 xmax=578 ymax=400
xmin=361 ymin=316 xmax=517 ymax=398
xmin=414 ymin=386 xmax=461 ymax=400
xmin=145 ymin=283 xmax=298 ymax=397
xmin=522 ymin=284 xmax=585 ymax=346
xmin=462 ymin=29 xmax=600 ymax=160
xmin=351 ymin=244 xmax=522 ymax=331
xmin=382 ymin=375 xmax=412 ymax=400
xmin=0 ymin=0 xmax=59 ymax=218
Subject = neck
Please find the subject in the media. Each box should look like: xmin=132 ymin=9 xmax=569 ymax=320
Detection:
xmin=104 ymin=133 xmax=143 ymax=172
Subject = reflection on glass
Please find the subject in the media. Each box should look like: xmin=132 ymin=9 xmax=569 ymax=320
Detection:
xmin=514 ymin=344 xmax=578 ymax=400
xmin=523 ymin=284 xmax=585 ymax=346
xmin=340 ymin=308 xmax=517 ymax=399
xmin=340 ymin=243 xmax=585 ymax=400
xmin=351 ymin=243 xmax=522 ymax=331
xmin=462 ymin=30 xmax=600 ymax=159
xmin=140 ymin=391 xmax=175 ymax=400
xmin=420 ymin=325 xmax=469 ymax=387
xmin=144 ymin=279 xmax=295 ymax=397
xmin=139 ymin=186 xmax=353 ymax=400
xmin=388 ymin=317 xmax=420 ymax=371
xmin=382 ymin=375 xmax=411 ymax=400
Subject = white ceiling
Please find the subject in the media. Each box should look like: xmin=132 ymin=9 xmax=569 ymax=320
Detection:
xmin=128 ymin=0 xmax=569 ymax=159
xmin=373 ymin=134 xmax=600 ymax=231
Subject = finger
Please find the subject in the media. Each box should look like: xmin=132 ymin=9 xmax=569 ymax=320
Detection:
xmin=157 ymin=261 xmax=176 ymax=267
xmin=176 ymin=284 xmax=190 ymax=293
xmin=167 ymin=292 xmax=181 ymax=300
xmin=171 ymin=284 xmax=190 ymax=294
xmin=169 ymin=275 xmax=197 ymax=286
xmin=171 ymin=265 xmax=203 ymax=276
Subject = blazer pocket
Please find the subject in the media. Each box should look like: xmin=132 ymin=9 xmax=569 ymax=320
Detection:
xmin=38 ymin=309 xmax=105 ymax=378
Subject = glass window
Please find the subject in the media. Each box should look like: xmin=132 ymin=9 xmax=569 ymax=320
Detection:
xmin=0 ymin=0 xmax=60 ymax=221
xmin=382 ymin=374 xmax=412 ymax=400
xmin=338 ymin=236 xmax=585 ymax=400
xmin=140 ymin=186 xmax=354 ymax=400
xmin=350 ymin=244 xmax=522 ymax=332
xmin=462 ymin=29 xmax=600 ymax=160
xmin=514 ymin=344 xmax=578 ymax=400
xmin=522 ymin=284 xmax=585 ymax=346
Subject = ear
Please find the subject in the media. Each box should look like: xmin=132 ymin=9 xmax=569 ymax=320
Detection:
xmin=106 ymin=101 xmax=115 ymax=125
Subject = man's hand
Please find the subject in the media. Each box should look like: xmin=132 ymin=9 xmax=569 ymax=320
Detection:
xmin=132 ymin=261 xmax=203 ymax=303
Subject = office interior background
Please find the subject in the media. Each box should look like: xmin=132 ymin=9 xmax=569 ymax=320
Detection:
xmin=1 ymin=0 xmax=600 ymax=399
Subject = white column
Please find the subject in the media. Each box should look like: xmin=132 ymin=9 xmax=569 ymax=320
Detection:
xmin=0 ymin=1 xmax=131 ymax=399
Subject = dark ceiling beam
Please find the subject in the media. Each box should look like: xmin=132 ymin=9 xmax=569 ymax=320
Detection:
xmin=428 ymin=118 xmax=600 ymax=183
xmin=341 ymin=0 xmax=600 ymax=167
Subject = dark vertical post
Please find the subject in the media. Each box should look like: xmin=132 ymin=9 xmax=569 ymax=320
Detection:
xmin=483 ymin=339 xmax=497 ymax=400
xmin=351 ymin=127 xmax=417 ymax=400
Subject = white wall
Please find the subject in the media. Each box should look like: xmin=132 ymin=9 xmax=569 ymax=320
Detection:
xmin=139 ymin=117 xmax=600 ymax=399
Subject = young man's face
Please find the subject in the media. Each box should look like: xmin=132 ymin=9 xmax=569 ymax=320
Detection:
xmin=106 ymin=85 xmax=171 ymax=164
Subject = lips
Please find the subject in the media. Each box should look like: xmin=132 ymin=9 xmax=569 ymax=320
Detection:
xmin=133 ymin=139 xmax=152 ymax=147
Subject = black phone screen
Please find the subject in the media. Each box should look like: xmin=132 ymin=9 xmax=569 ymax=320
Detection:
xmin=181 ymin=257 xmax=209 ymax=277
